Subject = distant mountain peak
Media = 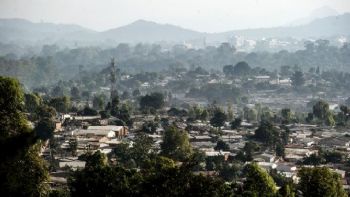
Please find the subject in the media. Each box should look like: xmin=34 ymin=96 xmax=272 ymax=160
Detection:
xmin=288 ymin=6 xmax=339 ymax=26
xmin=310 ymin=6 xmax=338 ymax=18
xmin=131 ymin=19 xmax=155 ymax=24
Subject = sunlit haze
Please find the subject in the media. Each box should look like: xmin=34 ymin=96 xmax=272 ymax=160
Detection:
xmin=0 ymin=0 xmax=349 ymax=32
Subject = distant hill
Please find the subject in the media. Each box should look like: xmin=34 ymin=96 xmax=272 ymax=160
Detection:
xmin=102 ymin=19 xmax=206 ymax=43
xmin=288 ymin=6 xmax=339 ymax=26
xmin=0 ymin=18 xmax=97 ymax=44
xmin=0 ymin=13 xmax=349 ymax=45
xmin=217 ymin=13 xmax=350 ymax=40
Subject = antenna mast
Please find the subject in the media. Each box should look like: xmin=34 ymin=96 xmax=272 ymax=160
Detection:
xmin=110 ymin=58 xmax=117 ymax=101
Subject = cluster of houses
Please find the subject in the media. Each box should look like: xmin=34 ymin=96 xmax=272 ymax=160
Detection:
xmin=43 ymin=103 xmax=350 ymax=191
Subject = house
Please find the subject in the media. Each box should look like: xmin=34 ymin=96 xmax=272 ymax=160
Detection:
xmin=254 ymin=76 xmax=270 ymax=83
xmin=205 ymin=150 xmax=230 ymax=160
xmin=254 ymin=153 xmax=276 ymax=163
xmin=284 ymin=147 xmax=318 ymax=162
xmin=58 ymin=160 xmax=86 ymax=170
xmin=73 ymin=129 xmax=116 ymax=138
xmin=319 ymin=137 xmax=350 ymax=149
xmin=297 ymin=138 xmax=316 ymax=147
xmin=256 ymin=162 xmax=277 ymax=171
xmin=276 ymin=163 xmax=297 ymax=173
xmin=190 ymin=135 xmax=212 ymax=142
xmin=55 ymin=121 xmax=62 ymax=132
xmin=87 ymin=125 xmax=128 ymax=138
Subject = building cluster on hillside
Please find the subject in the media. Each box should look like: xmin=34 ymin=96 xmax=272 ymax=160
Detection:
xmin=44 ymin=110 xmax=350 ymax=191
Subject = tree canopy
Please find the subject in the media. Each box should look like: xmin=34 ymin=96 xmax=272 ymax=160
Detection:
xmin=140 ymin=92 xmax=165 ymax=111
xmin=160 ymin=126 xmax=192 ymax=161
xmin=298 ymin=167 xmax=346 ymax=197
xmin=0 ymin=76 xmax=49 ymax=196
xmin=242 ymin=163 xmax=277 ymax=196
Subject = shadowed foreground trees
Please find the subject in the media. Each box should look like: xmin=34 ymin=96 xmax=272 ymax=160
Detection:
xmin=242 ymin=163 xmax=277 ymax=196
xmin=298 ymin=167 xmax=347 ymax=197
xmin=0 ymin=76 xmax=49 ymax=196
xmin=69 ymin=151 xmax=231 ymax=197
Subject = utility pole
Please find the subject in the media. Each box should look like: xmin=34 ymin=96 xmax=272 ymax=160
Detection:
xmin=110 ymin=58 xmax=117 ymax=102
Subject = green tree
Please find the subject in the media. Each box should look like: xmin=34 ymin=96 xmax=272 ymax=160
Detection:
xmin=141 ymin=121 xmax=158 ymax=134
xmin=68 ymin=165 xmax=142 ymax=197
xmin=230 ymin=117 xmax=242 ymax=129
xmin=254 ymin=120 xmax=279 ymax=146
xmin=0 ymin=77 xmax=49 ymax=196
xmin=132 ymin=89 xmax=141 ymax=97
xmin=291 ymin=70 xmax=305 ymax=88
xmin=92 ymin=94 xmax=105 ymax=110
xmin=281 ymin=108 xmax=292 ymax=124
xmin=140 ymin=165 xmax=230 ymax=197
xmin=36 ymin=104 xmax=57 ymax=119
xmin=24 ymin=93 xmax=42 ymax=113
xmin=78 ymin=106 xmax=98 ymax=116
xmin=115 ymin=103 xmax=133 ymax=126
xmin=325 ymin=111 xmax=335 ymax=126
xmin=313 ymin=100 xmax=335 ymax=126
xmin=70 ymin=86 xmax=80 ymax=100
xmin=302 ymin=153 xmax=325 ymax=166
xmin=227 ymin=104 xmax=234 ymax=121
xmin=223 ymin=65 xmax=234 ymax=77
xmin=214 ymin=140 xmax=230 ymax=151
xmin=200 ymin=109 xmax=209 ymax=121
xmin=81 ymin=151 xmax=108 ymax=169
xmin=210 ymin=109 xmax=227 ymax=128
xmin=313 ymin=100 xmax=329 ymax=120
xmin=278 ymin=182 xmax=295 ymax=197
xmin=35 ymin=117 xmax=56 ymax=141
xmin=219 ymin=163 xmax=241 ymax=182
xmin=298 ymin=167 xmax=347 ymax=197
xmin=345 ymin=97 xmax=350 ymax=107
xmin=49 ymin=96 xmax=70 ymax=113
xmin=51 ymin=86 xmax=64 ymax=97
xmin=243 ymin=107 xmax=257 ymax=122
xmin=131 ymin=133 xmax=154 ymax=167
xmin=4 ymin=144 xmax=49 ymax=196
xmin=242 ymin=163 xmax=277 ymax=196
xmin=161 ymin=126 xmax=192 ymax=161
xmin=275 ymin=143 xmax=285 ymax=158
xmin=323 ymin=151 xmax=344 ymax=163
xmin=236 ymin=141 xmax=260 ymax=162
xmin=234 ymin=61 xmax=251 ymax=76
xmin=140 ymin=92 xmax=165 ymax=111
xmin=69 ymin=138 xmax=78 ymax=156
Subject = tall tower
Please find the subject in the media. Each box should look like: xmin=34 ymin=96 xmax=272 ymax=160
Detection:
xmin=110 ymin=58 xmax=117 ymax=101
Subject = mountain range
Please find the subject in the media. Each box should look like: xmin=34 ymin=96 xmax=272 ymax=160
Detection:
xmin=0 ymin=13 xmax=349 ymax=45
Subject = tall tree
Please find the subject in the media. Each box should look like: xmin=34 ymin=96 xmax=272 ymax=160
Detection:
xmin=223 ymin=65 xmax=234 ymax=77
xmin=313 ymin=100 xmax=330 ymax=120
xmin=291 ymin=71 xmax=305 ymax=89
xmin=34 ymin=117 xmax=56 ymax=141
xmin=214 ymin=140 xmax=230 ymax=151
xmin=48 ymin=96 xmax=70 ymax=113
xmin=0 ymin=77 xmax=49 ymax=196
xmin=242 ymin=163 xmax=277 ymax=196
xmin=298 ymin=167 xmax=346 ymax=197
xmin=24 ymin=93 xmax=42 ymax=113
xmin=210 ymin=109 xmax=227 ymax=128
xmin=254 ymin=120 xmax=279 ymax=146
xmin=70 ymin=86 xmax=80 ymax=100
xmin=233 ymin=61 xmax=251 ymax=76
xmin=281 ymin=108 xmax=292 ymax=124
xmin=160 ymin=126 xmax=192 ymax=161
xmin=140 ymin=92 xmax=165 ymax=111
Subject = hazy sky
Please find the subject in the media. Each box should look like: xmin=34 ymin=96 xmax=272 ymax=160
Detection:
xmin=0 ymin=0 xmax=349 ymax=32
